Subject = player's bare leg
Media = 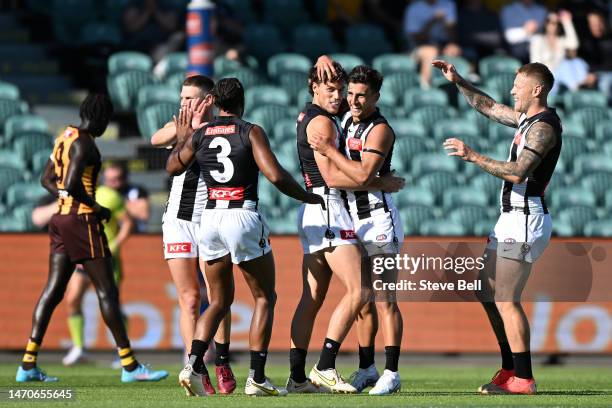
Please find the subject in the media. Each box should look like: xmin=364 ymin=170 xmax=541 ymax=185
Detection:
xmin=168 ymin=258 xmax=201 ymax=349
xmin=63 ymin=271 xmax=91 ymax=366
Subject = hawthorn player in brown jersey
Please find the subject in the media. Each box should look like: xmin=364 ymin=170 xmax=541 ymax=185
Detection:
xmin=16 ymin=94 xmax=168 ymax=384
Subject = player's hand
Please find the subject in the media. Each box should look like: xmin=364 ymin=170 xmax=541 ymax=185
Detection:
xmin=94 ymin=204 xmax=111 ymax=222
xmin=174 ymin=104 xmax=194 ymax=143
xmin=191 ymin=98 xmax=208 ymax=129
xmin=444 ymin=138 xmax=476 ymax=162
xmin=308 ymin=131 xmax=333 ymax=156
xmin=431 ymin=59 xmax=461 ymax=83
xmin=380 ymin=171 xmax=406 ymax=193
xmin=305 ymin=192 xmax=326 ymax=209
xmin=316 ymin=55 xmax=336 ymax=82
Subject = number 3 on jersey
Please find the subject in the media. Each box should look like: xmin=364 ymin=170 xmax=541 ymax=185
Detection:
xmin=209 ymin=137 xmax=234 ymax=183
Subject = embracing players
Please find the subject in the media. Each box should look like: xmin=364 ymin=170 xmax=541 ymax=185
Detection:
xmin=434 ymin=60 xmax=562 ymax=395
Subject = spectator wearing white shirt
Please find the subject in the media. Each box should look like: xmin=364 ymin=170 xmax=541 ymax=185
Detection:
xmin=403 ymin=0 xmax=462 ymax=87
xmin=501 ymin=0 xmax=548 ymax=62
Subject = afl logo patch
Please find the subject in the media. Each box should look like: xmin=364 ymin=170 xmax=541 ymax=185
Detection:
xmin=376 ymin=234 xmax=387 ymax=241
xmin=504 ymin=238 xmax=516 ymax=244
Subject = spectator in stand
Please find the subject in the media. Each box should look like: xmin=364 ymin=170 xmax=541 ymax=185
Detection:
xmin=458 ymin=0 xmax=503 ymax=63
xmin=577 ymin=10 xmax=612 ymax=97
xmin=403 ymin=0 xmax=462 ymax=88
xmin=501 ymin=0 xmax=548 ymax=62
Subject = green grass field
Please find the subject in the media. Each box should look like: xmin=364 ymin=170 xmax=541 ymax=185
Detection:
xmin=1 ymin=363 xmax=611 ymax=407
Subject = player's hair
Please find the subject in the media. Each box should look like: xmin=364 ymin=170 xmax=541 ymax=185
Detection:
xmin=183 ymin=74 xmax=215 ymax=97
xmin=79 ymin=93 xmax=113 ymax=137
xmin=212 ymin=78 xmax=245 ymax=115
xmin=308 ymin=61 xmax=347 ymax=96
xmin=348 ymin=65 xmax=383 ymax=93
xmin=518 ymin=62 xmax=555 ymax=95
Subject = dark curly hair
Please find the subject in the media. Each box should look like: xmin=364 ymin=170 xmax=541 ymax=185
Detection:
xmin=308 ymin=61 xmax=348 ymax=96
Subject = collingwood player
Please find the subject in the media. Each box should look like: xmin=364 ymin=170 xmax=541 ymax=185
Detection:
xmin=287 ymin=61 xmax=405 ymax=394
xmin=434 ymin=60 xmax=562 ymax=395
xmin=308 ymin=61 xmax=403 ymax=395
xmin=151 ymin=75 xmax=235 ymax=395
xmin=167 ymin=78 xmax=323 ymax=397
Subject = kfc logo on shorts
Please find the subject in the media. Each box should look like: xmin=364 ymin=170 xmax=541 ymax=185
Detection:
xmin=376 ymin=234 xmax=387 ymax=241
xmin=347 ymin=137 xmax=363 ymax=151
xmin=167 ymin=243 xmax=192 ymax=253
xmin=340 ymin=230 xmax=356 ymax=239
xmin=209 ymin=187 xmax=244 ymax=200
xmin=205 ymin=125 xmax=236 ymax=135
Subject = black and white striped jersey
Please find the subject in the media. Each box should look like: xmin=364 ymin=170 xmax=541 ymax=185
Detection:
xmin=500 ymin=109 xmax=562 ymax=214
xmin=164 ymin=160 xmax=208 ymax=222
xmin=340 ymin=110 xmax=396 ymax=220
xmin=192 ymin=116 xmax=259 ymax=210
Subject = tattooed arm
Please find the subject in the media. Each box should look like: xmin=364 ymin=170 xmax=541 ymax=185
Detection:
xmin=444 ymin=122 xmax=556 ymax=183
xmin=432 ymin=59 xmax=520 ymax=127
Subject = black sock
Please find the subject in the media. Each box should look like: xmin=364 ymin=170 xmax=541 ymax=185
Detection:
xmin=289 ymin=348 xmax=307 ymax=383
xmin=250 ymin=350 xmax=267 ymax=383
xmin=499 ymin=341 xmax=514 ymax=370
xmin=189 ymin=340 xmax=209 ymax=374
xmin=384 ymin=346 xmax=400 ymax=372
xmin=359 ymin=346 xmax=375 ymax=369
xmin=317 ymin=338 xmax=341 ymax=371
xmin=512 ymin=351 xmax=533 ymax=379
xmin=215 ymin=342 xmax=230 ymax=366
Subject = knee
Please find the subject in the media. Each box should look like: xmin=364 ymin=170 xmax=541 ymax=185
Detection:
xmin=255 ymin=290 xmax=277 ymax=310
xmin=178 ymin=291 xmax=201 ymax=316
xmin=42 ymin=285 xmax=65 ymax=308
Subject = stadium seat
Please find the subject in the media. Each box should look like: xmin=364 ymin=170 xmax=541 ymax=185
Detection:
xmin=0 ymin=205 xmax=35 ymax=231
xmin=461 ymin=109 xmax=490 ymax=134
xmin=557 ymin=206 xmax=599 ymax=236
xmin=4 ymin=182 xmax=47 ymax=209
xmin=431 ymin=56 xmax=470 ymax=87
xmin=213 ymin=55 xmax=259 ymax=78
xmin=478 ymin=55 xmax=521 ymax=79
xmin=12 ymin=131 xmax=53 ymax=163
xmin=388 ymin=119 xmax=427 ymax=139
xmin=3 ymin=114 xmax=49 ymax=146
xmin=136 ymin=85 xmax=179 ymax=109
xmin=488 ymin=121 xmax=517 ymax=143
xmin=606 ymin=190 xmax=612 ymax=210
xmin=443 ymin=188 xmax=489 ymax=210
xmin=381 ymin=73 xmax=419 ymax=103
xmin=278 ymin=71 xmax=309 ymax=102
xmin=272 ymin=118 xmax=296 ymax=145
xmin=296 ymin=87 xmax=312 ymax=109
xmin=51 ymin=0 xmax=97 ymax=46
xmin=400 ymin=205 xmax=437 ymax=235
xmin=594 ymin=119 xmax=612 ymax=142
xmin=245 ymin=86 xmax=291 ymax=111
xmin=584 ymin=219 xmax=612 ymax=237
xmin=563 ymin=89 xmax=608 ymax=111
xmin=395 ymin=187 xmax=436 ymax=208
xmin=0 ymin=167 xmax=24 ymax=195
xmin=292 ymin=24 xmax=339 ymax=61
xmin=404 ymin=88 xmax=448 ymax=112
xmin=156 ymin=52 xmax=188 ymax=80
xmin=560 ymin=135 xmax=593 ymax=173
xmin=552 ymin=218 xmax=576 ymax=236
xmin=449 ymin=205 xmax=491 ymax=233
xmin=574 ymin=154 xmax=612 ymax=176
xmin=372 ymin=54 xmax=416 ymax=76
xmin=0 ymin=99 xmax=29 ymax=130
xmin=392 ymin=135 xmax=432 ymax=171
xmin=247 ymin=105 xmax=293 ymax=134
xmin=274 ymin=139 xmax=300 ymax=174
xmin=432 ymin=119 xmax=479 ymax=145
xmin=267 ymin=53 xmax=311 ymax=79
xmin=225 ymin=67 xmax=267 ymax=89
xmin=30 ymin=149 xmax=51 ymax=176
xmin=108 ymin=51 xmax=152 ymax=75
xmin=562 ymin=118 xmax=588 ymax=139
xmin=0 ymin=81 xmax=20 ymax=100
xmin=165 ymin=71 xmax=186 ymax=91
xmin=107 ymin=70 xmax=156 ymax=112
xmin=473 ymin=219 xmax=496 ymax=236
xmin=0 ymin=150 xmax=27 ymax=170
xmin=79 ymin=21 xmax=122 ymax=46
xmin=345 ymin=24 xmax=393 ymax=62
xmin=137 ymin=102 xmax=178 ymax=140
xmin=569 ymin=107 xmax=610 ymax=137
xmin=220 ymin=0 xmax=257 ymax=24
xmin=412 ymin=153 xmax=460 ymax=177
xmin=377 ymin=92 xmax=400 ymax=118
xmin=409 ymin=106 xmax=457 ymax=133
xmin=417 ymin=171 xmax=463 ymax=204
xmin=604 ymin=140 xmax=612 ymax=156
xmin=549 ymin=187 xmax=597 ymax=210
xmin=245 ymin=24 xmax=288 ymax=62
xmin=419 ymin=219 xmax=467 ymax=236
xmin=581 ymin=172 xmax=612 ymax=204
xmin=485 ymin=73 xmax=515 ymax=104
xmin=470 ymin=173 xmax=502 ymax=204
xmin=329 ymin=54 xmax=365 ymax=73
xmin=263 ymin=0 xmax=310 ymax=34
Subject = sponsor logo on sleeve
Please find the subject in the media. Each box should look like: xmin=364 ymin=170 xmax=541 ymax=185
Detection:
xmin=347 ymin=137 xmax=363 ymax=151
xmin=167 ymin=243 xmax=192 ymax=253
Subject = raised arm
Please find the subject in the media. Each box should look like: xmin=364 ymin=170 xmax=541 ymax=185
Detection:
xmin=151 ymin=122 xmax=177 ymax=148
xmin=444 ymin=121 xmax=556 ymax=183
xmin=250 ymin=125 xmax=322 ymax=205
xmin=432 ymin=59 xmax=520 ymax=128
xmin=307 ymin=116 xmax=404 ymax=192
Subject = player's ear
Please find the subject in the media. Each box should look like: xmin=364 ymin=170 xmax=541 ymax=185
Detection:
xmin=204 ymin=93 xmax=214 ymax=107
xmin=311 ymin=80 xmax=319 ymax=96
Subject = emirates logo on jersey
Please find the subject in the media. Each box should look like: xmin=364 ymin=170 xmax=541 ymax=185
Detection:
xmin=209 ymin=187 xmax=244 ymax=200
xmin=205 ymin=125 xmax=236 ymax=135
xmin=167 ymin=243 xmax=192 ymax=253
xmin=347 ymin=137 xmax=362 ymax=151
